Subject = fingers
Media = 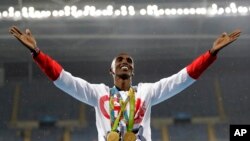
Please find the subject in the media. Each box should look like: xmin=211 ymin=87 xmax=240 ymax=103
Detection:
xmin=229 ymin=29 xmax=241 ymax=39
xmin=229 ymin=29 xmax=241 ymax=36
xmin=11 ymin=33 xmax=20 ymax=39
xmin=9 ymin=26 xmax=23 ymax=35
xmin=9 ymin=26 xmax=23 ymax=39
xmin=220 ymin=29 xmax=241 ymax=39
xmin=227 ymin=29 xmax=241 ymax=44
xmin=218 ymin=29 xmax=241 ymax=42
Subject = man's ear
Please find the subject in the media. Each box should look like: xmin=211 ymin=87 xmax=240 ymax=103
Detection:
xmin=109 ymin=68 xmax=114 ymax=75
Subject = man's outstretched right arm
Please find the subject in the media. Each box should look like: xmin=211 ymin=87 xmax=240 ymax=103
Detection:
xmin=33 ymin=51 xmax=104 ymax=106
xmin=9 ymin=26 xmax=105 ymax=106
xmin=9 ymin=26 xmax=63 ymax=81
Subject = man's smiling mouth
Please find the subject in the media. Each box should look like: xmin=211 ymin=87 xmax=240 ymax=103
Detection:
xmin=121 ymin=66 xmax=129 ymax=71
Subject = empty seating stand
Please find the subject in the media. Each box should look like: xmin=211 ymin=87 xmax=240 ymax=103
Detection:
xmin=31 ymin=127 xmax=64 ymax=141
xmin=0 ymin=128 xmax=22 ymax=141
xmin=168 ymin=124 xmax=209 ymax=141
xmin=18 ymin=81 xmax=80 ymax=121
xmin=0 ymin=83 xmax=14 ymax=128
xmin=71 ymin=127 xmax=97 ymax=141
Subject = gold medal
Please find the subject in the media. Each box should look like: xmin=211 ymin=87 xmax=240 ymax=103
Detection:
xmin=107 ymin=131 xmax=120 ymax=141
xmin=123 ymin=132 xmax=136 ymax=141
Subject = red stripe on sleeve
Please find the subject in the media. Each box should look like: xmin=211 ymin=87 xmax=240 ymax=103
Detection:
xmin=186 ymin=51 xmax=217 ymax=79
xmin=33 ymin=51 xmax=62 ymax=81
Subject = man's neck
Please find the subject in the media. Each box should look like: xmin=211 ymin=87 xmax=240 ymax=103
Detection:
xmin=114 ymin=77 xmax=131 ymax=91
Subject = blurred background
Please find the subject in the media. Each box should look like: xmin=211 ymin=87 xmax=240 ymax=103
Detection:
xmin=0 ymin=0 xmax=250 ymax=141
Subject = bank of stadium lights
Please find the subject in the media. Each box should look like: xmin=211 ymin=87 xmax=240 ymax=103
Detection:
xmin=0 ymin=3 xmax=250 ymax=20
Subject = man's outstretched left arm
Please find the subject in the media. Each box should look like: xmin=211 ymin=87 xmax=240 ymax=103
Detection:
xmin=150 ymin=29 xmax=241 ymax=105
xmin=187 ymin=29 xmax=241 ymax=79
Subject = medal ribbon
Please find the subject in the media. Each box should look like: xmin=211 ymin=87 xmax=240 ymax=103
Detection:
xmin=127 ymin=88 xmax=135 ymax=132
xmin=109 ymin=87 xmax=135 ymax=132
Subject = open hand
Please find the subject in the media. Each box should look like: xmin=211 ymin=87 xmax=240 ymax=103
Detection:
xmin=9 ymin=26 xmax=37 ymax=52
xmin=210 ymin=29 xmax=241 ymax=55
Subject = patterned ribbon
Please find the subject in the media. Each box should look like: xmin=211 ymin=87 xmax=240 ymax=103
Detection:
xmin=109 ymin=86 xmax=135 ymax=132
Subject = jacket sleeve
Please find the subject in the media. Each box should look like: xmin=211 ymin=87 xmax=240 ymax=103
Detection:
xmin=33 ymin=51 xmax=62 ymax=81
xmin=151 ymin=51 xmax=217 ymax=105
xmin=33 ymin=51 xmax=106 ymax=106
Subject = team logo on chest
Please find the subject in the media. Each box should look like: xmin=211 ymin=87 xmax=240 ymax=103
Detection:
xmin=99 ymin=94 xmax=146 ymax=124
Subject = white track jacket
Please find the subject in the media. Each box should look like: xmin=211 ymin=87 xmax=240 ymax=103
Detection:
xmin=33 ymin=51 xmax=216 ymax=141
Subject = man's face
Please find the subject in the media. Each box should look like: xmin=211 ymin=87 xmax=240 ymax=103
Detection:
xmin=111 ymin=53 xmax=134 ymax=78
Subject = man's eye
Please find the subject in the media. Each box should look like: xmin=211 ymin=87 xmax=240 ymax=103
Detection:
xmin=127 ymin=58 xmax=132 ymax=63
xmin=117 ymin=57 xmax=123 ymax=62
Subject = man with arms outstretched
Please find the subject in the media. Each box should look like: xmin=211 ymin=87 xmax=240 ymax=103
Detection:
xmin=9 ymin=26 xmax=241 ymax=141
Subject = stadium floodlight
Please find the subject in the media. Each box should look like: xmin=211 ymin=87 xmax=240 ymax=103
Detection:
xmin=90 ymin=6 xmax=96 ymax=12
xmin=59 ymin=10 xmax=65 ymax=16
xmin=231 ymin=7 xmax=237 ymax=14
xmin=83 ymin=10 xmax=89 ymax=16
xmin=22 ymin=11 xmax=29 ymax=18
xmin=152 ymin=5 xmax=158 ymax=11
xmin=14 ymin=11 xmax=21 ymax=17
xmin=46 ymin=11 xmax=51 ymax=17
xmin=212 ymin=3 xmax=218 ymax=9
xmin=128 ymin=6 xmax=134 ymax=11
xmin=183 ymin=8 xmax=189 ymax=15
xmin=165 ymin=9 xmax=171 ymax=15
xmin=199 ymin=8 xmax=207 ymax=15
xmin=217 ymin=8 xmax=225 ymax=15
xmin=147 ymin=8 xmax=153 ymax=16
xmin=52 ymin=10 xmax=59 ymax=17
xmin=22 ymin=7 xmax=28 ymax=13
xmin=71 ymin=11 xmax=79 ymax=18
xmin=8 ymin=7 xmax=15 ymax=17
xmin=34 ymin=11 xmax=40 ymax=18
xmin=121 ymin=10 xmax=127 ymax=16
xmin=114 ymin=10 xmax=121 ymax=16
xmin=154 ymin=10 xmax=160 ymax=17
xmin=95 ymin=9 xmax=101 ymax=17
xmin=28 ymin=11 xmax=35 ymax=18
xmin=64 ymin=6 xmax=71 ymax=16
xmin=71 ymin=5 xmax=77 ymax=11
xmin=89 ymin=10 xmax=95 ymax=16
xmin=65 ymin=11 xmax=70 ymax=16
xmin=78 ymin=10 xmax=84 ymax=17
xmin=170 ymin=8 xmax=177 ymax=15
xmin=2 ymin=11 xmax=8 ymax=17
xmin=0 ymin=2 xmax=250 ymax=20
xmin=28 ymin=7 xmax=35 ymax=12
xmin=230 ymin=2 xmax=236 ymax=8
xmin=64 ymin=6 xmax=70 ymax=11
xmin=158 ymin=9 xmax=164 ymax=16
xmin=101 ymin=10 xmax=108 ymax=16
xmin=107 ymin=9 xmax=113 ymax=16
xmin=8 ymin=7 xmax=14 ymax=12
xmin=147 ymin=5 xmax=152 ymax=11
xmin=189 ymin=8 xmax=195 ymax=15
xmin=128 ymin=5 xmax=135 ymax=16
xmin=238 ymin=6 xmax=248 ymax=14
xmin=40 ymin=11 xmax=47 ymax=18
xmin=121 ymin=5 xmax=127 ymax=11
xmin=177 ymin=8 xmax=183 ymax=15
xmin=225 ymin=7 xmax=231 ymax=14
xmin=140 ymin=9 xmax=146 ymax=15
xmin=129 ymin=10 xmax=135 ymax=16
xmin=107 ymin=5 xmax=113 ymax=10
xmin=84 ymin=5 xmax=90 ymax=11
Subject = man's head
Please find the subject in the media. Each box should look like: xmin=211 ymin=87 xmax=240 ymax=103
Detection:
xmin=110 ymin=53 xmax=134 ymax=80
